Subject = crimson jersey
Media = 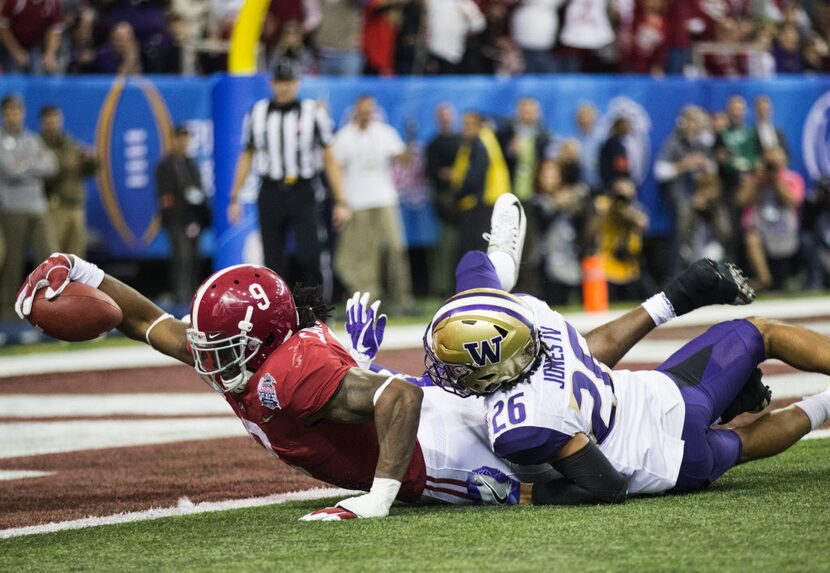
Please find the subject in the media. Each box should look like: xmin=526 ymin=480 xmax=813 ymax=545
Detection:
xmin=224 ymin=322 xmax=427 ymax=502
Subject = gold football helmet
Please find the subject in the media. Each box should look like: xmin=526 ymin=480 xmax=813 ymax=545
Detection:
xmin=424 ymin=288 xmax=541 ymax=397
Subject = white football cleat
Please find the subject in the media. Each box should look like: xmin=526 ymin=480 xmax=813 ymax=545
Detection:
xmin=483 ymin=193 xmax=526 ymax=291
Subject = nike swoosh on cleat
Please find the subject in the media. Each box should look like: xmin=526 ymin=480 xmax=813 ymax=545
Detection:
xmin=512 ymin=201 xmax=523 ymax=225
xmin=479 ymin=476 xmax=508 ymax=504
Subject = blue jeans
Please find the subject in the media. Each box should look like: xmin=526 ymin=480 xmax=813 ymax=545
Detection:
xmin=318 ymin=49 xmax=364 ymax=76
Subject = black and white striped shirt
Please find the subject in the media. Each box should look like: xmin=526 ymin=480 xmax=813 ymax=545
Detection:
xmin=242 ymin=99 xmax=334 ymax=182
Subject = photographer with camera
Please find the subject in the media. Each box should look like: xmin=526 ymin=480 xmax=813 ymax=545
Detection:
xmin=736 ymin=145 xmax=804 ymax=291
xmin=594 ymin=177 xmax=649 ymax=301
xmin=799 ymin=177 xmax=830 ymax=290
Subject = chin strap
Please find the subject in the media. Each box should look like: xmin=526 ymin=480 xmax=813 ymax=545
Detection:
xmin=223 ymin=367 xmax=253 ymax=394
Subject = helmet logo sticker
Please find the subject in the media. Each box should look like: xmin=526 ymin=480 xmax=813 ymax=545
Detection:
xmin=257 ymin=374 xmax=281 ymax=410
xmin=463 ymin=336 xmax=503 ymax=367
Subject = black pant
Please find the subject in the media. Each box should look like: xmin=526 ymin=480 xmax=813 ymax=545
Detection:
xmin=257 ymin=178 xmax=331 ymax=297
xmin=167 ymin=224 xmax=201 ymax=306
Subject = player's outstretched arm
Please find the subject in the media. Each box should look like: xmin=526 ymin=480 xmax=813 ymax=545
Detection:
xmin=300 ymin=368 xmax=423 ymax=521
xmin=585 ymin=259 xmax=755 ymax=367
xmin=15 ymin=253 xmax=192 ymax=365
xmin=97 ymin=276 xmax=193 ymax=365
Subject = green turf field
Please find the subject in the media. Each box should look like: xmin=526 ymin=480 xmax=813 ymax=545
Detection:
xmin=2 ymin=439 xmax=828 ymax=573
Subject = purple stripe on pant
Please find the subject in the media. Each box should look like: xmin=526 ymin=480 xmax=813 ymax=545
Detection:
xmin=455 ymin=251 xmax=502 ymax=293
xmin=657 ymin=319 xmax=766 ymax=492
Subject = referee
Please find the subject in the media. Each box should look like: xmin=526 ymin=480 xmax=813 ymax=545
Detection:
xmin=227 ymin=59 xmax=350 ymax=299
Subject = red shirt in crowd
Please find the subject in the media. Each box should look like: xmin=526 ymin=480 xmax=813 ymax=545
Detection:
xmin=363 ymin=0 xmax=398 ymax=75
xmin=0 ymin=0 xmax=63 ymax=50
xmin=626 ymin=9 xmax=667 ymax=73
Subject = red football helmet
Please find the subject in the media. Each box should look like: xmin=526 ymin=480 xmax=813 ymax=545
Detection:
xmin=186 ymin=264 xmax=298 ymax=393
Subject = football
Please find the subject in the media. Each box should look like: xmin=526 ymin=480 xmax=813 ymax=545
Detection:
xmin=28 ymin=282 xmax=123 ymax=341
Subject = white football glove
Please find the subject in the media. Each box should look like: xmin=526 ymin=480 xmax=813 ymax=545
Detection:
xmin=299 ymin=478 xmax=401 ymax=521
xmin=15 ymin=253 xmax=105 ymax=318
xmin=345 ymin=292 xmax=387 ymax=369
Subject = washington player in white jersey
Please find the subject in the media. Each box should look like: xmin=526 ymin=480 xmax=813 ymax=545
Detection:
xmin=418 ymin=194 xmax=830 ymax=504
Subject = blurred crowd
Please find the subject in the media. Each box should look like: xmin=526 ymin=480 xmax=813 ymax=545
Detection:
xmin=4 ymin=0 xmax=830 ymax=76
xmin=331 ymin=90 xmax=825 ymax=307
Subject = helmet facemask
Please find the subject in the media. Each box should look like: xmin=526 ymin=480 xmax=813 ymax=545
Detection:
xmin=187 ymin=306 xmax=262 ymax=393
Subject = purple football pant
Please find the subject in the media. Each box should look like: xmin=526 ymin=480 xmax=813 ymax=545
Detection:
xmin=657 ymin=319 xmax=766 ymax=493
xmin=455 ymin=251 xmax=501 ymax=293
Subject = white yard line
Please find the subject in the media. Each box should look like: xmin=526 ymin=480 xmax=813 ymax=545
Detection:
xmin=0 ymin=470 xmax=53 ymax=481
xmin=0 ymin=418 xmax=247 ymax=459
xmin=0 ymin=393 xmax=230 ymax=417
xmin=0 ymin=488 xmax=355 ymax=540
xmin=5 ymin=297 xmax=830 ymax=378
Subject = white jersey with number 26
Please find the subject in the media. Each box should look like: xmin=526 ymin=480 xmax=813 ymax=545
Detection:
xmin=483 ymin=296 xmax=687 ymax=494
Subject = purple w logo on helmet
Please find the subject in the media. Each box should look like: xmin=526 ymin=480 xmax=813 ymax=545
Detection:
xmin=463 ymin=336 xmax=503 ymax=367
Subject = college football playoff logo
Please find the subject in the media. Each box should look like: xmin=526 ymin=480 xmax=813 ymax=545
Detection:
xmin=802 ymin=90 xmax=830 ymax=181
xmin=257 ymin=374 xmax=280 ymax=410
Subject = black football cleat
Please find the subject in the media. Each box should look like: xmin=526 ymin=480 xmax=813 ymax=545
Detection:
xmin=664 ymin=259 xmax=756 ymax=317
xmin=720 ymin=368 xmax=772 ymax=424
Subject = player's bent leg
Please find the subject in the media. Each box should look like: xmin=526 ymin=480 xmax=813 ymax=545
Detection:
xmin=455 ymin=250 xmax=503 ymax=293
xmin=746 ymin=316 xmax=830 ymax=376
xmin=732 ymin=405 xmax=812 ymax=463
xmin=657 ymin=319 xmax=766 ymax=425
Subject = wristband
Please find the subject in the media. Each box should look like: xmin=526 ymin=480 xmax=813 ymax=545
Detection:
xmin=145 ymin=313 xmax=174 ymax=346
xmin=641 ymin=292 xmax=676 ymax=327
xmin=68 ymin=255 xmax=105 ymax=288
xmin=373 ymin=376 xmax=397 ymax=406
xmin=368 ymin=477 xmax=402 ymax=507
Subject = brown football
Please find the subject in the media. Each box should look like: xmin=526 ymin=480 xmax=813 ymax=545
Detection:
xmin=28 ymin=282 xmax=123 ymax=341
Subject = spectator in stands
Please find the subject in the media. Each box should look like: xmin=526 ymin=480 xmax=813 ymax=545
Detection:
xmin=424 ymin=0 xmax=485 ymax=74
xmin=594 ymin=177 xmax=649 ymax=301
xmin=143 ymin=12 xmax=187 ymax=74
xmin=172 ymin=0 xmax=213 ymax=45
xmin=0 ymin=95 xmax=57 ymax=321
xmin=753 ymin=95 xmax=789 ymax=156
xmin=802 ymin=34 xmax=830 ymax=73
xmin=156 ymin=125 xmax=210 ymax=306
xmin=333 ymin=95 xmax=414 ymax=313
xmin=362 ymin=0 xmax=407 ymax=75
xmin=497 ymin=97 xmax=552 ymax=202
xmin=655 ymin=105 xmax=717 ymax=272
xmin=268 ymin=19 xmax=314 ymax=74
xmin=465 ymin=0 xmax=516 ymax=75
xmin=773 ymin=22 xmax=805 ymax=73
xmin=66 ymin=7 xmax=97 ymax=74
xmin=573 ymin=102 xmax=602 ymax=192
xmin=665 ymin=0 xmax=708 ymax=74
xmin=737 ymin=145 xmax=804 ymax=291
xmin=426 ymin=103 xmax=461 ymax=296
xmin=99 ymin=0 xmax=167 ymax=48
xmin=40 ymin=105 xmax=98 ymax=258
xmin=624 ymin=0 xmax=667 ymax=76
xmin=94 ymin=21 xmax=142 ymax=74
xmin=510 ymin=0 xmax=565 ymax=74
xmin=715 ymin=94 xmax=759 ymax=257
xmin=450 ymin=111 xmax=510 ymax=262
xmin=314 ymin=0 xmax=364 ymax=76
xmin=685 ymin=171 xmax=733 ymax=263
xmin=800 ymin=176 xmax=830 ymax=289
xmin=557 ymin=0 xmax=615 ymax=72
xmin=395 ymin=0 xmax=425 ymax=75
xmin=532 ymin=156 xmax=592 ymax=306
xmin=599 ymin=116 xmax=632 ymax=192
xmin=0 ymin=0 xmax=63 ymax=74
